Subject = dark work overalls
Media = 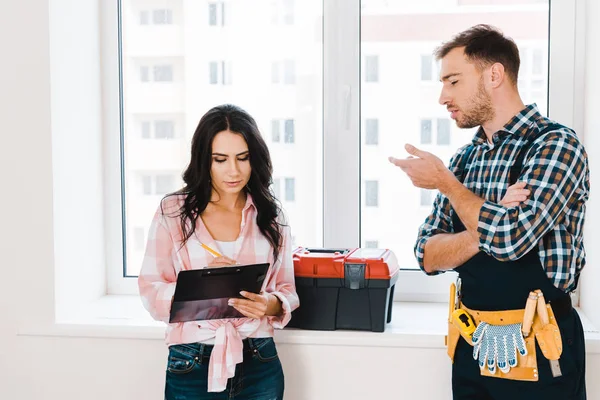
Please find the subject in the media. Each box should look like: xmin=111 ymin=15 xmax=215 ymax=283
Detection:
xmin=451 ymin=125 xmax=587 ymax=400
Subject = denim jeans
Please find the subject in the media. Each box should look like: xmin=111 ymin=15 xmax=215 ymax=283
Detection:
xmin=165 ymin=338 xmax=284 ymax=400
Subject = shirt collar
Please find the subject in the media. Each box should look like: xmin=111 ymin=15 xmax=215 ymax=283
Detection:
xmin=471 ymin=103 xmax=542 ymax=146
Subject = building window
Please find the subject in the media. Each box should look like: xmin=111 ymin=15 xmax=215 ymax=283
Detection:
xmin=208 ymin=2 xmax=225 ymax=26
xmin=283 ymin=0 xmax=294 ymax=24
xmin=284 ymin=60 xmax=295 ymax=84
xmin=365 ymin=118 xmax=379 ymax=145
xmin=271 ymin=60 xmax=295 ymax=84
xmin=272 ymin=178 xmax=281 ymax=198
xmin=152 ymin=9 xmax=173 ymax=25
xmin=140 ymin=11 xmax=149 ymax=25
xmin=271 ymin=120 xmax=281 ymax=142
xmin=420 ymin=189 xmax=433 ymax=207
xmin=437 ymin=118 xmax=451 ymax=145
xmin=365 ymin=180 xmax=378 ymax=207
xmin=272 ymin=0 xmax=294 ymax=25
xmin=532 ymin=48 xmax=544 ymax=75
xmin=209 ymin=61 xmax=232 ymax=85
xmin=420 ymin=119 xmax=432 ymax=144
xmin=153 ymin=65 xmax=173 ymax=82
xmin=133 ymin=227 xmax=145 ymax=251
xmin=421 ymin=54 xmax=433 ymax=81
xmin=364 ymin=55 xmax=379 ymax=83
xmin=365 ymin=240 xmax=379 ymax=249
xmin=141 ymin=174 xmax=177 ymax=195
xmin=285 ymin=178 xmax=295 ymax=202
xmin=140 ymin=66 xmax=150 ymax=82
xmin=141 ymin=121 xmax=151 ymax=139
xmin=154 ymin=120 xmax=175 ymax=139
xmin=155 ymin=175 xmax=176 ymax=194
xmin=284 ymin=119 xmax=295 ymax=143
xmin=142 ymin=175 xmax=152 ymax=195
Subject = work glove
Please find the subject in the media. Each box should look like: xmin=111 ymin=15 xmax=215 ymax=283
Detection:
xmin=472 ymin=322 xmax=528 ymax=374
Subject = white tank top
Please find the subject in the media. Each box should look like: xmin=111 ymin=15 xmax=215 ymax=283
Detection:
xmin=215 ymin=240 xmax=236 ymax=258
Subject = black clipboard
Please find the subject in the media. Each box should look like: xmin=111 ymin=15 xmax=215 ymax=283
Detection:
xmin=169 ymin=263 xmax=269 ymax=323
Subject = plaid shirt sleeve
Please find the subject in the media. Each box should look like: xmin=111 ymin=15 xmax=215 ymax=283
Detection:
xmin=138 ymin=206 xmax=178 ymax=323
xmin=414 ymin=149 xmax=465 ymax=274
xmin=265 ymin=222 xmax=300 ymax=328
xmin=478 ymin=130 xmax=588 ymax=261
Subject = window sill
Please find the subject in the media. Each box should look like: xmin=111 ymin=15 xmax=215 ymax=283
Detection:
xmin=17 ymin=295 xmax=600 ymax=353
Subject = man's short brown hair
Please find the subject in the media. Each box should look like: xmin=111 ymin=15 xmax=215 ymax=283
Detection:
xmin=434 ymin=24 xmax=521 ymax=84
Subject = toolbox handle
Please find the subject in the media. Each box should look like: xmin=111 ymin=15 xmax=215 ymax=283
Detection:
xmin=304 ymin=248 xmax=349 ymax=254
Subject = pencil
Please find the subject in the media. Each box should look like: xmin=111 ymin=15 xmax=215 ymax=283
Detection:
xmin=201 ymin=243 xmax=223 ymax=258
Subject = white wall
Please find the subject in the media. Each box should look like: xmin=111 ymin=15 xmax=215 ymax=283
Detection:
xmin=1 ymin=1 xmax=599 ymax=399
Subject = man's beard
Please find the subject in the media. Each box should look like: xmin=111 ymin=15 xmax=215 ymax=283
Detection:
xmin=456 ymin=78 xmax=495 ymax=129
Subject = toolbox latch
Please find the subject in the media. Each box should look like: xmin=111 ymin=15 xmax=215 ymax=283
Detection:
xmin=344 ymin=263 xmax=366 ymax=289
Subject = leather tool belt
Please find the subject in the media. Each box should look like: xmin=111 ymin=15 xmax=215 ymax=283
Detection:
xmin=445 ymin=293 xmax=570 ymax=381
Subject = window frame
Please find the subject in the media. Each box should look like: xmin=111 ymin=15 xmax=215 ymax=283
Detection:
xmin=104 ymin=0 xmax=583 ymax=303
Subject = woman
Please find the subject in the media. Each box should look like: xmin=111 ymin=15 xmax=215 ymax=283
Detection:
xmin=138 ymin=104 xmax=299 ymax=399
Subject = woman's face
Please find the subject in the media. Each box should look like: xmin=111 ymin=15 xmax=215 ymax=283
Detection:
xmin=210 ymin=130 xmax=252 ymax=196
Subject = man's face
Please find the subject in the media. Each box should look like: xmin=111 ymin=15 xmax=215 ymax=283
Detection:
xmin=438 ymin=47 xmax=494 ymax=129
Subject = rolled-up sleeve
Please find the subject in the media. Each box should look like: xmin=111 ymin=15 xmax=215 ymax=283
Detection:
xmin=477 ymin=131 xmax=588 ymax=261
xmin=265 ymin=224 xmax=299 ymax=328
xmin=414 ymin=148 xmax=469 ymax=274
xmin=138 ymin=207 xmax=177 ymax=323
xmin=415 ymin=192 xmax=454 ymax=275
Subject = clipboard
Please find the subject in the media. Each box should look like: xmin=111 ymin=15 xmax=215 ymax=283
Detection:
xmin=169 ymin=263 xmax=269 ymax=323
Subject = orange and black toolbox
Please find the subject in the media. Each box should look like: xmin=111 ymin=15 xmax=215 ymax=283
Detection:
xmin=287 ymin=247 xmax=400 ymax=332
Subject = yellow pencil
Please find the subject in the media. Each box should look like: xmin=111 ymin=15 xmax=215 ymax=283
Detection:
xmin=201 ymin=243 xmax=223 ymax=258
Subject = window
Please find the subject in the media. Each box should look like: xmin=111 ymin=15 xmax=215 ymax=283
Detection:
xmin=364 ymin=55 xmax=379 ymax=82
xmin=140 ymin=66 xmax=149 ymax=82
xmin=140 ymin=11 xmax=149 ymax=25
xmin=361 ymin=1 xmax=552 ymax=277
xmin=116 ymin=0 xmax=323 ymax=280
xmin=271 ymin=60 xmax=295 ymax=84
xmin=532 ymin=48 xmax=544 ymax=75
xmin=283 ymin=0 xmax=294 ymax=25
xmin=153 ymin=9 xmax=173 ymax=25
xmin=272 ymin=178 xmax=281 ymax=198
xmin=420 ymin=54 xmax=433 ymax=81
xmin=141 ymin=121 xmax=151 ymax=139
xmin=284 ymin=60 xmax=295 ymax=84
xmin=420 ymin=119 xmax=432 ymax=144
xmin=285 ymin=178 xmax=295 ymax=202
xmin=518 ymin=45 xmax=548 ymax=114
xmin=365 ymin=118 xmax=378 ymax=145
xmin=141 ymin=174 xmax=178 ymax=196
xmin=420 ymin=119 xmax=451 ymax=145
xmin=141 ymin=175 xmax=152 ymax=195
xmin=365 ymin=180 xmax=378 ymax=207
xmin=208 ymin=2 xmax=225 ymax=26
xmin=154 ymin=120 xmax=175 ymax=139
xmin=437 ymin=119 xmax=451 ymax=145
xmin=272 ymin=0 xmax=294 ymax=25
xmin=156 ymin=175 xmax=176 ymax=194
xmin=284 ymin=119 xmax=295 ymax=143
xmin=209 ymin=61 xmax=232 ymax=85
xmin=271 ymin=120 xmax=281 ymax=142
xmin=109 ymin=0 xmax=558 ymax=299
xmin=153 ymin=65 xmax=173 ymax=82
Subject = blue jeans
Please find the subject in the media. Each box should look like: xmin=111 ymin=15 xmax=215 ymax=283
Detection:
xmin=165 ymin=338 xmax=285 ymax=400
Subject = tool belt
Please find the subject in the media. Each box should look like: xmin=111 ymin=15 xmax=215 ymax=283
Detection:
xmin=445 ymin=290 xmax=571 ymax=382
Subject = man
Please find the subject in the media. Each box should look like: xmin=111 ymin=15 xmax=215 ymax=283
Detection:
xmin=390 ymin=25 xmax=588 ymax=399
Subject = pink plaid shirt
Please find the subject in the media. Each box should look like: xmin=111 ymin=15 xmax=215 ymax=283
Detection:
xmin=138 ymin=194 xmax=299 ymax=392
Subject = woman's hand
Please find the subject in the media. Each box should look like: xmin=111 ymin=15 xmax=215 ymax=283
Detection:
xmin=207 ymin=256 xmax=238 ymax=268
xmin=228 ymin=291 xmax=282 ymax=319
